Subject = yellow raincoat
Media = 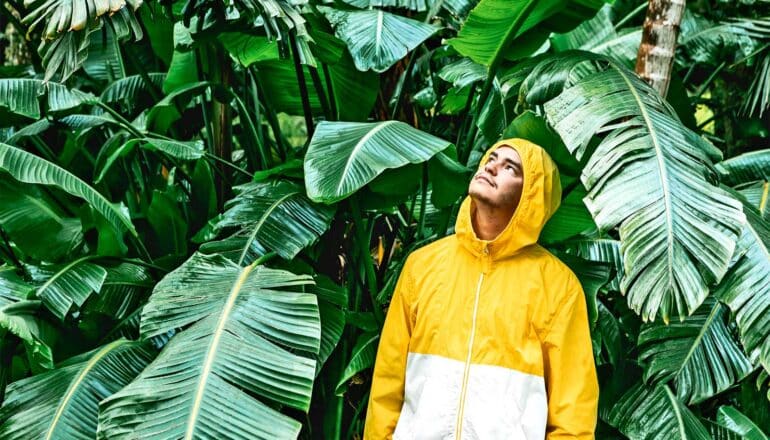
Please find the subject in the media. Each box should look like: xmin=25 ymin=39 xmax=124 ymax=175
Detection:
xmin=363 ymin=139 xmax=599 ymax=439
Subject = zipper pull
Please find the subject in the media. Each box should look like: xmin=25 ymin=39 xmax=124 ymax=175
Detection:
xmin=482 ymin=245 xmax=489 ymax=256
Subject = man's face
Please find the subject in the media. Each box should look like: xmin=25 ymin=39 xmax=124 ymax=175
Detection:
xmin=468 ymin=146 xmax=524 ymax=214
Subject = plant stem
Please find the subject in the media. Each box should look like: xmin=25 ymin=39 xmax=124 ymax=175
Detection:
xmin=95 ymin=102 xmax=145 ymax=138
xmin=247 ymin=71 xmax=270 ymax=168
xmin=349 ymin=196 xmax=385 ymax=324
xmin=290 ymin=33 xmax=315 ymax=140
xmin=309 ymin=66 xmax=332 ymax=121
xmin=416 ymin=164 xmax=428 ymax=239
xmin=695 ymin=61 xmax=726 ymax=99
xmin=390 ymin=51 xmax=420 ymax=120
xmin=322 ymin=63 xmax=338 ymax=119
xmin=615 ymin=2 xmax=648 ymax=30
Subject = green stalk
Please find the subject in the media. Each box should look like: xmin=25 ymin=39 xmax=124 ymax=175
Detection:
xmin=322 ymin=63 xmax=338 ymax=119
xmin=695 ymin=61 xmax=727 ymax=99
xmin=251 ymin=66 xmax=288 ymax=160
xmin=416 ymin=163 xmax=429 ymax=239
xmin=615 ymin=2 xmax=648 ymax=30
xmin=309 ymin=66 xmax=333 ymax=121
xmin=349 ymin=195 xmax=385 ymax=324
xmin=289 ymin=33 xmax=315 ymax=140
xmin=390 ymin=50 xmax=420 ymax=120
xmin=247 ymin=71 xmax=270 ymax=168
xmin=94 ymin=102 xmax=144 ymax=138
xmin=345 ymin=389 xmax=371 ymax=439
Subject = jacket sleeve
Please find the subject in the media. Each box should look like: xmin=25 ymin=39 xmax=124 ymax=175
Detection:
xmin=363 ymin=259 xmax=416 ymax=439
xmin=542 ymin=277 xmax=599 ymax=440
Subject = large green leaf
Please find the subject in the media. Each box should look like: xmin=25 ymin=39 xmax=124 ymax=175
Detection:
xmin=448 ymin=0 xmax=602 ymax=68
xmin=448 ymin=0 xmax=561 ymax=67
xmin=83 ymin=26 xmax=126 ymax=82
xmin=717 ymin=149 xmax=770 ymax=188
xmin=31 ymin=257 xmax=107 ymax=320
xmin=23 ymin=0 xmax=143 ymax=80
xmin=254 ymin=60 xmax=323 ymax=116
xmin=214 ymin=180 xmax=336 ymax=262
xmin=335 ymin=332 xmax=378 ymax=395
xmin=0 ymin=178 xmax=84 ymax=262
xmin=0 ymin=268 xmax=53 ymax=371
xmin=715 ymin=203 xmax=770 ymax=374
xmin=98 ymin=253 xmax=321 ymax=439
xmin=0 ymin=79 xmax=92 ymax=121
xmin=638 ymin=297 xmax=753 ymax=404
xmin=82 ymin=262 xmax=154 ymax=321
xmin=0 ymin=143 xmax=137 ymax=238
xmin=318 ymin=7 xmax=437 ymax=73
xmin=220 ymin=33 xmax=279 ymax=67
xmin=564 ymin=238 xmax=623 ymax=291
xmin=541 ymin=185 xmax=596 ymax=243
xmin=100 ymin=73 xmax=166 ymax=114
xmin=0 ymin=339 xmax=154 ymax=440
xmin=608 ymin=382 xmax=711 ymax=440
xmin=304 ymin=121 xmax=452 ymax=203
xmin=716 ymin=406 xmax=769 ymax=440
xmin=521 ymin=53 xmax=745 ymax=322
xmin=550 ymin=4 xmax=641 ymax=67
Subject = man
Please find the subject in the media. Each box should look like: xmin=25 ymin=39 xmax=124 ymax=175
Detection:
xmin=363 ymin=139 xmax=599 ymax=439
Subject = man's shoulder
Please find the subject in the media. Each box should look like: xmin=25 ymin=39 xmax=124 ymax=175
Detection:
xmin=525 ymin=244 xmax=581 ymax=287
xmin=405 ymin=235 xmax=456 ymax=264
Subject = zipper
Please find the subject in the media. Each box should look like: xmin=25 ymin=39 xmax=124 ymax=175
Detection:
xmin=455 ymin=253 xmax=486 ymax=439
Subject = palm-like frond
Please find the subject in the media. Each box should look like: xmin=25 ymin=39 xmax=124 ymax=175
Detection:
xmin=638 ymin=297 xmax=753 ymax=404
xmin=214 ymin=180 xmax=336 ymax=262
xmin=608 ymin=382 xmax=711 ymax=440
xmin=304 ymin=121 xmax=452 ymax=203
xmin=29 ymin=257 xmax=107 ymax=320
xmin=0 ymin=339 xmax=154 ymax=440
xmin=22 ymin=0 xmax=144 ymax=80
xmin=715 ymin=406 xmax=770 ymax=440
xmin=318 ymin=7 xmax=437 ymax=73
xmin=0 ymin=143 xmax=137 ymax=238
xmin=0 ymin=267 xmax=53 ymax=371
xmin=0 ymin=79 xmax=93 ymax=120
xmin=520 ymin=52 xmax=745 ymax=322
xmin=715 ymin=203 xmax=770 ymax=374
xmin=98 ymin=253 xmax=321 ymax=439
xmin=0 ymin=177 xmax=84 ymax=262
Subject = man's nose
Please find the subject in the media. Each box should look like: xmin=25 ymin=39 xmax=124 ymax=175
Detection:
xmin=484 ymin=162 xmax=497 ymax=175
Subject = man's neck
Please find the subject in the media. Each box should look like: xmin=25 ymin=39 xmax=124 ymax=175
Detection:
xmin=472 ymin=201 xmax=514 ymax=241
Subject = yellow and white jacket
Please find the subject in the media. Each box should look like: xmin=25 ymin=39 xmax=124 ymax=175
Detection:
xmin=364 ymin=139 xmax=599 ymax=439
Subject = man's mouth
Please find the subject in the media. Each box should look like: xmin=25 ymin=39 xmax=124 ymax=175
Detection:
xmin=475 ymin=174 xmax=495 ymax=187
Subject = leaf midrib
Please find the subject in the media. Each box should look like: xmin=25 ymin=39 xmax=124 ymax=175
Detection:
xmin=334 ymin=121 xmax=398 ymax=195
xmin=44 ymin=339 xmax=127 ymax=440
xmin=613 ymin=64 xmax=676 ymax=319
xmin=676 ymin=302 xmax=721 ymax=378
xmin=184 ymin=263 xmax=256 ymax=440
xmin=238 ymin=190 xmax=299 ymax=265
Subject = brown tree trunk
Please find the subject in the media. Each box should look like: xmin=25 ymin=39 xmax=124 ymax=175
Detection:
xmin=635 ymin=0 xmax=686 ymax=98
xmin=210 ymin=46 xmax=232 ymax=206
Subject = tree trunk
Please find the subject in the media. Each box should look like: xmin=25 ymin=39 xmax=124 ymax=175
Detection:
xmin=635 ymin=0 xmax=686 ymax=98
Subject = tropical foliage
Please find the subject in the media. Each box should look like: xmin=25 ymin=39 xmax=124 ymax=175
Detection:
xmin=0 ymin=0 xmax=769 ymax=438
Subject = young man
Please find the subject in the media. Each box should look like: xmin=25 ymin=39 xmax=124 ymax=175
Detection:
xmin=364 ymin=139 xmax=599 ymax=439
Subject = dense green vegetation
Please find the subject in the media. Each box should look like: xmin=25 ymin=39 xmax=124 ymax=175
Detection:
xmin=0 ymin=0 xmax=769 ymax=438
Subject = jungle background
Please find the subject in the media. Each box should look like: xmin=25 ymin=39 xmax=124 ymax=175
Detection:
xmin=0 ymin=0 xmax=769 ymax=438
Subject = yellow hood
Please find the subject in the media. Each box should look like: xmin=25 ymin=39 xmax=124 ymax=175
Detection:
xmin=455 ymin=138 xmax=562 ymax=259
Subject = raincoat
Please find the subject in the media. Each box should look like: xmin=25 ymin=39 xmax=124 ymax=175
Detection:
xmin=363 ymin=139 xmax=599 ymax=439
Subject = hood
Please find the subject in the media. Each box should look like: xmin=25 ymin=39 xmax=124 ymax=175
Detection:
xmin=455 ymin=138 xmax=562 ymax=260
